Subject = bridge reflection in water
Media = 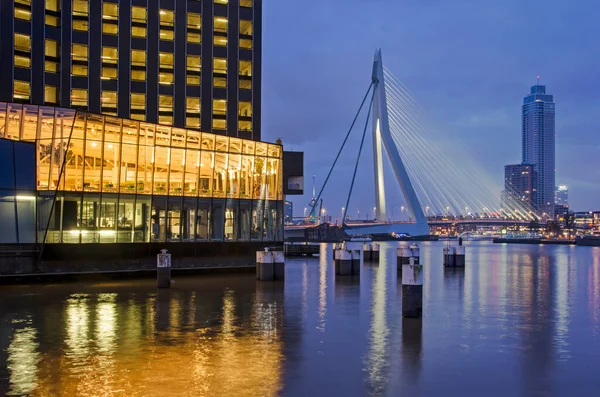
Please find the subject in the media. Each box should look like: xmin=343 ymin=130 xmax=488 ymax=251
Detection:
xmin=2 ymin=242 xmax=600 ymax=396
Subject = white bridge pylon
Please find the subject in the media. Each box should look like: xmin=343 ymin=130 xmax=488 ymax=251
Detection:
xmin=347 ymin=50 xmax=430 ymax=237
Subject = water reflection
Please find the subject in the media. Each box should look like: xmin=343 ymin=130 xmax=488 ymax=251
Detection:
xmin=7 ymin=319 xmax=39 ymax=396
xmin=366 ymin=257 xmax=389 ymax=395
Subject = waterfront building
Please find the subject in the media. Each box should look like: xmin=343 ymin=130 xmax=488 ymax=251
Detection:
xmin=522 ymin=83 xmax=555 ymax=215
xmin=503 ymin=163 xmax=537 ymax=213
xmin=0 ymin=0 xmax=261 ymax=141
xmin=0 ymin=101 xmax=282 ymax=247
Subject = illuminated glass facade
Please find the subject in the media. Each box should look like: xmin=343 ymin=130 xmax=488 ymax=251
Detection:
xmin=0 ymin=101 xmax=282 ymax=244
xmin=0 ymin=0 xmax=261 ymax=140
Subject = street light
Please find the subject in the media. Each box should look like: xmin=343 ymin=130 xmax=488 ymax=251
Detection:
xmin=342 ymin=207 xmax=345 ymax=220
xmin=373 ymin=207 xmax=377 ymax=220
xmin=401 ymin=206 xmax=405 ymax=221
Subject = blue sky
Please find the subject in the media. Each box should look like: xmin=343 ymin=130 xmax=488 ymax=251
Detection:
xmin=261 ymin=0 xmax=600 ymax=217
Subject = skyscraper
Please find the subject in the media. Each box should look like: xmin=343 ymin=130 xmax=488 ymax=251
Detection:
xmin=0 ymin=0 xmax=261 ymax=141
xmin=503 ymin=163 xmax=537 ymax=213
xmin=522 ymin=82 xmax=555 ymax=215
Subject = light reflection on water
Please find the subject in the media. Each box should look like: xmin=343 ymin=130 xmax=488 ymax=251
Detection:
xmin=2 ymin=241 xmax=600 ymax=396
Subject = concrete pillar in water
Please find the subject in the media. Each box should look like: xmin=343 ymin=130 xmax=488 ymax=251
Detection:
xmin=402 ymin=256 xmax=423 ymax=318
xmin=157 ymin=249 xmax=172 ymax=288
xmin=363 ymin=243 xmax=372 ymax=261
xmin=443 ymin=246 xmax=455 ymax=266
xmin=273 ymin=250 xmax=285 ymax=280
xmin=256 ymin=250 xmax=274 ymax=281
xmin=409 ymin=243 xmax=420 ymax=264
xmin=372 ymin=242 xmax=380 ymax=261
xmin=334 ymin=247 xmax=342 ymax=275
xmin=338 ymin=249 xmax=353 ymax=276
xmin=350 ymin=249 xmax=361 ymax=275
xmin=455 ymin=245 xmax=465 ymax=267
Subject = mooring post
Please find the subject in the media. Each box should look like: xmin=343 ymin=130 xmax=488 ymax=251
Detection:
xmin=455 ymin=245 xmax=465 ymax=267
xmin=402 ymin=256 xmax=423 ymax=318
xmin=338 ymin=248 xmax=353 ymax=276
xmin=372 ymin=242 xmax=380 ymax=261
xmin=363 ymin=242 xmax=372 ymax=261
xmin=157 ymin=249 xmax=172 ymax=288
xmin=350 ymin=248 xmax=361 ymax=276
xmin=256 ymin=249 xmax=274 ymax=281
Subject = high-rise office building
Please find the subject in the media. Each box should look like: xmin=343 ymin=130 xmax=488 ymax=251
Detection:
xmin=503 ymin=163 xmax=537 ymax=213
xmin=522 ymin=82 xmax=555 ymax=215
xmin=555 ymin=185 xmax=568 ymax=207
xmin=0 ymin=0 xmax=261 ymax=141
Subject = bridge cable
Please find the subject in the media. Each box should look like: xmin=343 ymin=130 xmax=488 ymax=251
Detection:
xmin=342 ymin=85 xmax=376 ymax=223
xmin=309 ymin=81 xmax=374 ymax=218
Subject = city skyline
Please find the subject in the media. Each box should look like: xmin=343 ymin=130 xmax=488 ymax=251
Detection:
xmin=263 ymin=0 xmax=600 ymax=215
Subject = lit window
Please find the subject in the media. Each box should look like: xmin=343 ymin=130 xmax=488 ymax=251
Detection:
xmin=72 ymin=43 xmax=88 ymax=61
xmin=214 ymin=17 xmax=228 ymax=33
xmin=72 ymin=0 xmax=88 ymax=16
xmin=159 ymin=72 xmax=174 ymax=85
xmin=240 ymin=60 xmax=252 ymax=76
xmin=131 ymin=113 xmax=145 ymax=121
xmin=238 ymin=120 xmax=252 ymax=132
xmin=15 ymin=0 xmax=32 ymax=5
xmin=73 ymin=20 xmax=89 ymax=31
xmin=131 ymin=49 xmax=146 ymax=66
xmin=214 ymin=36 xmax=228 ymax=47
xmin=45 ymin=15 xmax=59 ymax=26
xmin=213 ymin=58 xmax=227 ymax=74
xmin=45 ymin=60 xmax=59 ymax=73
xmin=102 ymin=46 xmax=118 ymax=64
xmin=159 ymin=52 xmax=174 ymax=69
xmin=240 ymin=79 xmax=252 ymax=90
xmin=188 ymin=13 xmax=201 ymax=29
xmin=159 ymin=9 xmax=174 ymax=26
xmin=215 ymin=0 xmax=228 ymax=4
xmin=132 ymin=6 xmax=146 ymax=23
xmin=71 ymin=89 xmax=87 ymax=106
xmin=132 ymin=26 xmax=146 ymax=38
xmin=102 ymin=2 xmax=118 ymax=20
xmin=101 ymin=91 xmax=117 ymax=108
xmin=159 ymin=95 xmax=173 ymax=112
xmin=159 ymin=115 xmax=173 ymax=125
xmin=46 ymin=0 xmax=59 ymax=12
xmin=240 ymin=38 xmax=252 ymax=49
xmin=131 ymin=70 xmax=146 ymax=81
xmin=160 ymin=29 xmax=174 ymax=41
xmin=187 ymin=55 xmax=201 ymax=72
xmin=240 ymin=0 xmax=253 ymax=7
xmin=186 ymin=97 xmax=200 ymax=112
xmin=188 ymin=31 xmax=201 ymax=43
xmin=45 ymin=85 xmax=58 ymax=103
xmin=187 ymin=75 xmax=200 ymax=86
xmin=15 ymin=55 xmax=31 ymax=69
xmin=186 ymin=117 xmax=200 ymax=128
xmin=102 ymin=66 xmax=117 ymax=79
xmin=15 ymin=8 xmax=32 ymax=21
xmin=14 ymin=80 xmax=30 ymax=100
xmin=103 ymin=23 xmax=118 ymax=35
xmin=131 ymin=93 xmax=146 ymax=110
xmin=213 ymin=119 xmax=226 ymax=130
xmin=72 ymin=64 xmax=88 ymax=76
xmin=45 ymin=39 xmax=58 ymax=57
xmin=14 ymin=33 xmax=31 ymax=52
xmin=240 ymin=20 xmax=253 ymax=35
xmin=239 ymin=101 xmax=252 ymax=118
xmin=214 ymin=77 xmax=226 ymax=87
xmin=213 ymin=99 xmax=226 ymax=115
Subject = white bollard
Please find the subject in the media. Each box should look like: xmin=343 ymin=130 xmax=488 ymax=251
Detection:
xmin=402 ymin=256 xmax=423 ymax=318
xmin=157 ymin=249 xmax=172 ymax=288
xmin=256 ymin=250 xmax=274 ymax=281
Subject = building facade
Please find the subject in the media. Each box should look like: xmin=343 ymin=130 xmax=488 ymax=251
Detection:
xmin=0 ymin=101 xmax=282 ymax=246
xmin=522 ymin=83 xmax=555 ymax=215
xmin=555 ymin=185 xmax=568 ymax=207
xmin=503 ymin=163 xmax=537 ymax=214
xmin=0 ymin=0 xmax=261 ymax=140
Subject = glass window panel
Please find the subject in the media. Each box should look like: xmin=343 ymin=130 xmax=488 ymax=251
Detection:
xmin=159 ymin=72 xmax=174 ymax=84
xmin=213 ymin=58 xmax=227 ymax=74
xmin=45 ymin=39 xmax=58 ymax=58
xmin=16 ymin=194 xmax=36 ymax=243
xmin=214 ymin=77 xmax=227 ymax=88
xmin=229 ymin=138 xmax=242 ymax=154
xmin=72 ymin=64 xmax=88 ymax=76
xmin=0 ymin=141 xmax=15 ymax=189
xmin=117 ymin=196 xmax=134 ymax=243
xmin=212 ymin=119 xmax=226 ymax=130
xmin=14 ymin=81 xmax=30 ymax=100
xmin=134 ymin=195 xmax=151 ymax=242
xmin=240 ymin=155 xmax=254 ymax=199
xmin=187 ymin=55 xmax=201 ymax=71
xmin=102 ymin=2 xmax=118 ymax=20
xmin=160 ymin=29 xmax=174 ymax=41
xmin=239 ymin=120 xmax=252 ymax=132
xmin=15 ymin=8 xmax=32 ymax=21
xmin=239 ymin=101 xmax=252 ymax=118
xmin=131 ymin=49 xmax=146 ymax=66
xmin=253 ymin=156 xmax=267 ymax=199
xmin=155 ymin=125 xmax=171 ymax=146
xmin=215 ymin=135 xmax=228 ymax=152
xmin=99 ymin=194 xmax=117 ymax=243
xmin=186 ymin=97 xmax=200 ymax=113
xmin=242 ymin=140 xmax=255 ymax=155
xmin=131 ymin=69 xmax=146 ymax=81
xmin=73 ymin=19 xmax=89 ymax=31
xmin=14 ymin=33 xmax=31 ymax=52
xmin=199 ymin=151 xmax=214 ymax=197
xmin=214 ymin=36 xmax=227 ymax=47
xmin=132 ymin=6 xmax=146 ymax=23
xmin=139 ymin=123 xmax=154 ymax=146
xmin=83 ymin=138 xmax=101 ymax=192
xmin=160 ymin=9 xmax=174 ymax=26
xmin=238 ymin=200 xmax=251 ymax=241
xmin=182 ymin=198 xmax=196 ymax=241
xmin=38 ymin=106 xmax=55 ymax=140
xmin=6 ymin=103 xmax=23 ymax=139
xmin=45 ymin=15 xmax=59 ymax=26
xmin=225 ymin=200 xmax=238 ymax=241
xmin=186 ymin=116 xmax=200 ymax=130
xmin=255 ymin=142 xmax=267 ymax=156
xmin=21 ymin=105 xmax=38 ymax=141
xmin=202 ymin=134 xmax=215 ymax=151
xmin=187 ymin=75 xmax=201 ymax=86
xmin=102 ymin=65 xmax=117 ymax=79
xmin=196 ymin=198 xmax=210 ymax=240
xmin=211 ymin=199 xmax=224 ymax=241
xmin=215 ymin=0 xmax=228 ymax=3
xmin=187 ymin=13 xmax=201 ymax=29
xmin=240 ymin=0 xmax=253 ymax=7
xmin=171 ymin=128 xmax=186 ymax=148
xmin=151 ymin=196 xmax=167 ymax=242
xmin=137 ymin=144 xmax=152 ymax=194
xmin=159 ymin=52 xmax=174 ymax=69
xmin=264 ymin=200 xmax=277 ymax=241
xmin=101 ymin=141 xmax=120 ymax=192
xmin=266 ymin=158 xmax=279 ymax=200
xmin=103 ymin=116 xmax=121 ymax=143
xmin=72 ymin=44 xmax=88 ymax=61
xmin=269 ymin=144 xmax=281 ymax=158
xmin=240 ymin=60 xmax=252 ymax=76
xmin=102 ymin=23 xmax=118 ymax=35
xmin=122 ymin=120 xmax=139 ymax=144
xmin=15 ymin=55 xmax=31 ymax=68
xmin=251 ymin=200 xmax=264 ymax=241
xmin=186 ymin=130 xmax=201 ymax=149
xmin=213 ymin=99 xmax=226 ymax=116
xmin=240 ymin=79 xmax=252 ymax=90
xmin=228 ymin=154 xmax=241 ymax=198
xmin=73 ymin=0 xmax=88 ymax=16
xmin=102 ymin=46 xmax=118 ymax=64
xmin=71 ymin=89 xmax=87 ymax=107
xmin=45 ymin=60 xmax=59 ymax=73
xmin=153 ymin=146 xmax=169 ymax=194
xmin=240 ymin=20 xmax=253 ymax=35
xmin=240 ymin=38 xmax=252 ymax=49
xmin=169 ymin=148 xmax=184 ymax=195
xmin=213 ymin=152 xmax=227 ymax=197
xmin=159 ymin=95 xmax=173 ymax=112
xmin=187 ymin=31 xmax=201 ymax=43
xmin=63 ymin=137 xmax=84 ymax=191
xmin=214 ymin=17 xmax=228 ymax=33
xmin=184 ymin=149 xmax=199 ymax=196
xmin=131 ymin=93 xmax=146 ymax=110
xmin=119 ymin=144 xmax=137 ymax=193
xmin=132 ymin=26 xmax=147 ymax=38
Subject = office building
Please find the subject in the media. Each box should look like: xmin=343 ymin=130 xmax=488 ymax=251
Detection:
xmin=0 ymin=101 xmax=282 ymax=248
xmin=503 ymin=163 xmax=537 ymax=213
xmin=522 ymin=82 xmax=555 ymax=215
xmin=555 ymin=185 xmax=568 ymax=207
xmin=0 ymin=0 xmax=261 ymax=140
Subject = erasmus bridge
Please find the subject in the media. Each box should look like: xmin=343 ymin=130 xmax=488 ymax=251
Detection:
xmin=293 ymin=50 xmax=536 ymax=239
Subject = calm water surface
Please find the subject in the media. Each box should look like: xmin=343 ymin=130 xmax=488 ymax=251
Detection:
xmin=1 ymin=241 xmax=600 ymax=396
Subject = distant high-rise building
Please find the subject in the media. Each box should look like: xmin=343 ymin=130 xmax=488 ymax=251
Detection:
xmin=284 ymin=200 xmax=293 ymax=224
xmin=522 ymin=82 xmax=555 ymax=215
xmin=555 ymin=185 xmax=568 ymax=206
xmin=503 ymin=163 xmax=537 ymax=213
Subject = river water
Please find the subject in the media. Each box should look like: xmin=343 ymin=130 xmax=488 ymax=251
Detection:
xmin=1 ymin=241 xmax=600 ymax=396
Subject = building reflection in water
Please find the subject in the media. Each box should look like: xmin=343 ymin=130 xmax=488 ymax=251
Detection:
xmin=401 ymin=318 xmax=423 ymax=387
xmin=7 ymin=318 xmax=39 ymax=396
xmin=589 ymin=250 xmax=600 ymax=334
xmin=317 ymin=248 xmax=328 ymax=334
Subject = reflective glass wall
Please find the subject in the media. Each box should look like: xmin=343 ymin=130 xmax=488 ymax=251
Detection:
xmin=0 ymin=102 xmax=283 ymax=244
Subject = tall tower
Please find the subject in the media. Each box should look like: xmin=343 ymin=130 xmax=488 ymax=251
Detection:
xmin=522 ymin=81 xmax=555 ymax=215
